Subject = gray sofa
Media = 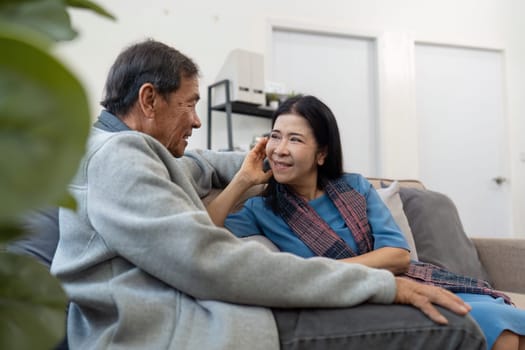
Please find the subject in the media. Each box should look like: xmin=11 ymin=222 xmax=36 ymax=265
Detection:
xmin=369 ymin=178 xmax=525 ymax=309
xmin=9 ymin=178 xmax=525 ymax=313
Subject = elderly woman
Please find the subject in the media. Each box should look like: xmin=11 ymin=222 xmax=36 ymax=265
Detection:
xmin=208 ymin=95 xmax=525 ymax=350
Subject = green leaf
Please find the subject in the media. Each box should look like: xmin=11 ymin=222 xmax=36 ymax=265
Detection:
xmin=0 ymin=16 xmax=55 ymax=49
xmin=65 ymin=0 xmax=116 ymax=20
xmin=0 ymin=222 xmax=24 ymax=244
xmin=56 ymin=191 xmax=77 ymax=210
xmin=0 ymin=29 xmax=91 ymax=222
xmin=0 ymin=0 xmax=77 ymax=42
xmin=0 ymin=252 xmax=67 ymax=350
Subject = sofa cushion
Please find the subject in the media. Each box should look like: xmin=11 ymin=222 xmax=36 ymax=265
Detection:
xmin=399 ymin=187 xmax=491 ymax=283
xmin=376 ymin=181 xmax=418 ymax=261
xmin=6 ymin=207 xmax=59 ymax=267
xmin=505 ymin=292 xmax=525 ymax=309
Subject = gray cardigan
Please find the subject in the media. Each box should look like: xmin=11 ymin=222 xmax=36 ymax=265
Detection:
xmin=51 ymin=127 xmax=396 ymax=349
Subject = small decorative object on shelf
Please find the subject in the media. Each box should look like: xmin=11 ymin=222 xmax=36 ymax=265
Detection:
xmin=266 ymin=92 xmax=280 ymax=109
xmin=208 ymin=79 xmax=302 ymax=151
xmin=208 ymin=79 xmax=274 ymax=151
xmin=265 ymin=91 xmax=300 ymax=109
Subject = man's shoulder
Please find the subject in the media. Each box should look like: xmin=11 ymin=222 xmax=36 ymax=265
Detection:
xmin=90 ymin=127 xmax=145 ymax=146
xmin=81 ymin=128 xmax=180 ymax=179
xmin=88 ymin=128 xmax=164 ymax=156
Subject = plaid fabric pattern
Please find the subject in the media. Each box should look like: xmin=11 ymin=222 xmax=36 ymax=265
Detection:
xmin=324 ymin=178 xmax=373 ymax=254
xmin=406 ymin=261 xmax=512 ymax=304
xmin=277 ymin=181 xmax=356 ymax=259
xmin=276 ymin=177 xmax=513 ymax=305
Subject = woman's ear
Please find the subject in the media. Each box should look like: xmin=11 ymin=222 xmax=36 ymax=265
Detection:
xmin=138 ymin=83 xmax=156 ymax=119
xmin=317 ymin=146 xmax=328 ymax=166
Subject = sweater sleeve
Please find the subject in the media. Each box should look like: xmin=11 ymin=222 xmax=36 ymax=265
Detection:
xmin=181 ymin=149 xmax=245 ymax=196
xmin=86 ymin=133 xmax=396 ymax=308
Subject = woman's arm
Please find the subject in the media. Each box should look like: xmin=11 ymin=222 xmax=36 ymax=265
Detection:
xmin=340 ymin=247 xmax=410 ymax=274
xmin=340 ymin=176 xmax=411 ymax=274
xmin=207 ymin=138 xmax=272 ymax=226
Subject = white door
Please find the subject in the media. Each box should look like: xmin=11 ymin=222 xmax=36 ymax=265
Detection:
xmin=415 ymin=44 xmax=511 ymax=237
xmin=271 ymin=28 xmax=378 ymax=175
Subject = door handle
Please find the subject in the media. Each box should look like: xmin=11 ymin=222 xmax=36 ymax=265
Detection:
xmin=492 ymin=176 xmax=507 ymax=185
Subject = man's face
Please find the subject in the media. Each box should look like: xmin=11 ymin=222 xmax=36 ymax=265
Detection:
xmin=152 ymin=76 xmax=201 ymax=157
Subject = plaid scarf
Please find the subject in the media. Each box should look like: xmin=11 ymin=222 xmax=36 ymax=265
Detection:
xmin=276 ymin=177 xmax=513 ymax=305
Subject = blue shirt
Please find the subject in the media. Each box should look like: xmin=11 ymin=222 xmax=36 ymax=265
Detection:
xmin=225 ymin=173 xmax=410 ymax=257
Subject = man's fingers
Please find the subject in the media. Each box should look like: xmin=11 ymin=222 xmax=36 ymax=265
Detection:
xmin=394 ymin=277 xmax=471 ymax=325
xmin=402 ymin=283 xmax=450 ymax=325
xmin=426 ymin=287 xmax=471 ymax=315
xmin=413 ymin=296 xmax=449 ymax=325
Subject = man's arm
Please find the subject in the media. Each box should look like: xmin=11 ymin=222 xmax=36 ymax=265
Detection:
xmin=86 ymin=133 xmax=396 ymax=308
xmin=181 ymin=149 xmax=245 ymax=197
xmin=84 ymin=133 xmax=470 ymax=324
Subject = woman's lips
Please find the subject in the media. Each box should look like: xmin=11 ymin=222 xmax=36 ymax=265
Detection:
xmin=271 ymin=160 xmax=292 ymax=171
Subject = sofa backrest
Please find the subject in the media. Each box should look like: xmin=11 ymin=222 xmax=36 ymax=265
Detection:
xmin=207 ymin=177 xmax=491 ymax=284
xmin=202 ymin=178 xmax=425 ymax=212
xmin=367 ymin=177 xmax=426 ymax=190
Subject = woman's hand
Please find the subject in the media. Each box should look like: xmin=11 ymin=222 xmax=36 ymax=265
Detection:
xmin=206 ymin=137 xmax=272 ymax=227
xmin=235 ymin=137 xmax=273 ymax=187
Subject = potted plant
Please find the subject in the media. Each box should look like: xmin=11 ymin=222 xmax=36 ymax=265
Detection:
xmin=265 ymin=92 xmax=280 ymax=109
xmin=0 ymin=1 xmax=114 ymax=348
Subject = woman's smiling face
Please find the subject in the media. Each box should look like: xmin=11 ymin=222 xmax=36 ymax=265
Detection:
xmin=266 ymin=113 xmax=326 ymax=194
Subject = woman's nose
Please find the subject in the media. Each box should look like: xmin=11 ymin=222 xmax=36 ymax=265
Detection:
xmin=273 ymin=139 xmax=288 ymax=155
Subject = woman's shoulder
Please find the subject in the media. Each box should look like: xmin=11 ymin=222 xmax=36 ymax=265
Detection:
xmin=242 ymin=195 xmax=266 ymax=210
xmin=341 ymin=173 xmax=371 ymax=190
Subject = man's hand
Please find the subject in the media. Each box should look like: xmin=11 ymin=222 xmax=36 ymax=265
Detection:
xmin=394 ymin=277 xmax=471 ymax=325
xmin=236 ymin=137 xmax=273 ymax=186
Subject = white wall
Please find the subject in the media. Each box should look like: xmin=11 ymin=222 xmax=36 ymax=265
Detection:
xmin=57 ymin=0 xmax=525 ymax=236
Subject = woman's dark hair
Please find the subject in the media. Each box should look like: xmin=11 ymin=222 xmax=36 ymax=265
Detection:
xmin=263 ymin=95 xmax=344 ymax=211
xmin=101 ymin=39 xmax=199 ymax=116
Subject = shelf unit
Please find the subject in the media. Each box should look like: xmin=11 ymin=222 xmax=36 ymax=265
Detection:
xmin=207 ymin=79 xmax=274 ymax=150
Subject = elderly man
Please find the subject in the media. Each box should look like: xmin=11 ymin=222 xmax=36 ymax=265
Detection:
xmin=50 ymin=39 xmax=485 ymax=349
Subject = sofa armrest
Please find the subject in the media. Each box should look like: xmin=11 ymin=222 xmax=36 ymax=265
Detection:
xmin=471 ymin=237 xmax=525 ymax=293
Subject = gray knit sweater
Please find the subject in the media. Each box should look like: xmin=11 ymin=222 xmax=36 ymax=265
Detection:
xmin=51 ymin=127 xmax=396 ymax=349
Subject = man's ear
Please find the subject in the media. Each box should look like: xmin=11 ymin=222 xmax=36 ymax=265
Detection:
xmin=138 ymin=83 xmax=156 ymax=118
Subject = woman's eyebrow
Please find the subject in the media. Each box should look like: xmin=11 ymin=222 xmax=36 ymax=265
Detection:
xmin=271 ymin=129 xmax=305 ymax=137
